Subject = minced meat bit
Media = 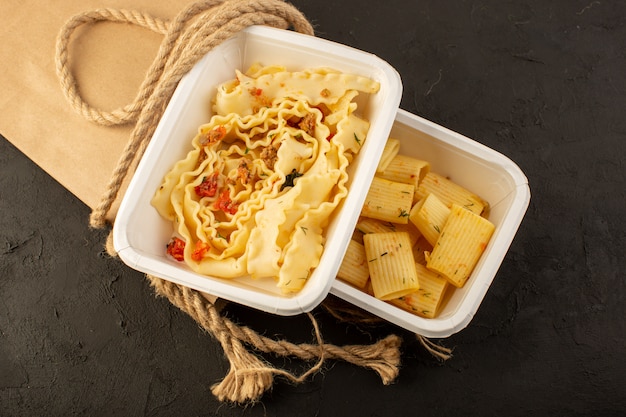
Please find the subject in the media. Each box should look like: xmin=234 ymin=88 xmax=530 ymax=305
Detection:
xmin=260 ymin=145 xmax=278 ymax=170
xmin=298 ymin=113 xmax=316 ymax=137
xmin=201 ymin=126 xmax=227 ymax=146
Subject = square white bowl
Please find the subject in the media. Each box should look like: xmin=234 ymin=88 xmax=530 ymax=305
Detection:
xmin=113 ymin=26 xmax=402 ymax=315
xmin=330 ymin=108 xmax=531 ymax=338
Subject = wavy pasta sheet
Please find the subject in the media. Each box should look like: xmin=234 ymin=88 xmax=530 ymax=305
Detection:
xmin=152 ymin=65 xmax=379 ymax=293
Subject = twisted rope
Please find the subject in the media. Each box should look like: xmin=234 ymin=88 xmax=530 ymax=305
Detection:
xmin=147 ymin=275 xmax=401 ymax=402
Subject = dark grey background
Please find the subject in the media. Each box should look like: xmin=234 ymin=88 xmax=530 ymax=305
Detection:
xmin=2 ymin=1 xmax=625 ymax=416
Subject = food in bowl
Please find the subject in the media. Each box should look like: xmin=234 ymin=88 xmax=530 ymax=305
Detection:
xmin=337 ymin=137 xmax=495 ymax=318
xmin=151 ymin=64 xmax=380 ymax=293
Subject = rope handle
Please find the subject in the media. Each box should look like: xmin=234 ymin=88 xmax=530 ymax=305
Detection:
xmin=55 ymin=8 xmax=170 ymax=126
xmin=54 ymin=0 xmax=315 ymax=228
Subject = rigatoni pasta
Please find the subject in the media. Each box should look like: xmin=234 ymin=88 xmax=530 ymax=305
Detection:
xmin=376 ymin=138 xmax=400 ymax=173
xmin=336 ymin=136 xmax=495 ymax=319
xmin=356 ymin=217 xmax=421 ymax=246
xmin=390 ymin=263 xmax=449 ymax=318
xmin=363 ymin=232 xmax=419 ymax=300
xmin=415 ymin=172 xmax=488 ymax=214
xmin=377 ymin=154 xmax=430 ymax=188
xmin=336 ymin=240 xmax=370 ymax=289
xmin=426 ymin=204 xmax=495 ymax=288
xmin=409 ymin=193 xmax=451 ymax=246
xmin=361 ymin=177 xmax=414 ymax=224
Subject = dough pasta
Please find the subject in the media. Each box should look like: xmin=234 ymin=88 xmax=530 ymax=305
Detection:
xmin=152 ymin=64 xmax=380 ymax=293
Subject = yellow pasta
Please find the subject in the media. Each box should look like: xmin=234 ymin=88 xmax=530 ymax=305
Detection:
xmin=356 ymin=217 xmax=421 ymax=246
xmin=415 ymin=172 xmax=488 ymax=214
xmin=376 ymin=138 xmax=400 ymax=173
xmin=363 ymin=232 xmax=419 ymax=300
xmin=339 ymin=138 xmax=497 ymax=318
xmin=152 ymin=64 xmax=380 ymax=293
xmin=390 ymin=263 xmax=449 ymax=318
xmin=377 ymin=154 xmax=430 ymax=189
xmin=361 ymin=177 xmax=414 ymax=224
xmin=426 ymin=204 xmax=495 ymax=288
xmin=409 ymin=193 xmax=451 ymax=247
xmin=337 ymin=239 xmax=370 ymax=289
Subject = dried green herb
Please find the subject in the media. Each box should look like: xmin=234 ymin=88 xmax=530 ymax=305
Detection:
xmin=281 ymin=168 xmax=303 ymax=191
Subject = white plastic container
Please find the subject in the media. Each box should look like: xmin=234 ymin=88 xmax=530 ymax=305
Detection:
xmin=113 ymin=26 xmax=402 ymax=315
xmin=330 ymin=108 xmax=531 ymax=338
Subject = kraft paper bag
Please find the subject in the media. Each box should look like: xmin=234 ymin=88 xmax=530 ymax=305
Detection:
xmin=0 ymin=0 xmax=194 ymax=223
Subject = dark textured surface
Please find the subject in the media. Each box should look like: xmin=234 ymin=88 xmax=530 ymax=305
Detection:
xmin=1 ymin=1 xmax=625 ymax=415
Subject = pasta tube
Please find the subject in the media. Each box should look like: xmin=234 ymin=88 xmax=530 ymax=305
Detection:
xmin=426 ymin=204 xmax=495 ymax=287
xmin=356 ymin=217 xmax=421 ymax=246
xmin=361 ymin=177 xmax=414 ymax=224
xmin=409 ymin=193 xmax=451 ymax=247
xmin=390 ymin=263 xmax=449 ymax=318
xmin=376 ymin=138 xmax=400 ymax=173
xmin=377 ymin=154 xmax=430 ymax=189
xmin=364 ymin=232 xmax=419 ymax=300
xmin=337 ymin=239 xmax=370 ymax=289
xmin=415 ymin=172 xmax=488 ymax=214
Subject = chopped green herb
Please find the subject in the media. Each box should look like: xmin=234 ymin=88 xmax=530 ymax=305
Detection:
xmin=353 ymin=133 xmax=361 ymax=145
xmin=301 ymin=226 xmax=308 ymax=235
xmin=399 ymin=209 xmax=409 ymax=218
xmin=433 ymin=224 xmax=441 ymax=233
xmin=281 ymin=168 xmax=303 ymax=191
xmin=381 ymin=251 xmax=388 ymax=257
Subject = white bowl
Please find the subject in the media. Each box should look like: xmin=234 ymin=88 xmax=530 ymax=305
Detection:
xmin=330 ymin=108 xmax=531 ymax=338
xmin=113 ymin=26 xmax=402 ymax=315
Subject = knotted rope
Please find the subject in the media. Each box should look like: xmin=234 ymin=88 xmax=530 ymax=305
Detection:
xmin=55 ymin=0 xmax=451 ymax=404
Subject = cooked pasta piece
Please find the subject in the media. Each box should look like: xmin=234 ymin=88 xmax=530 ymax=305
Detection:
xmin=361 ymin=177 xmax=414 ymax=224
xmin=152 ymin=64 xmax=380 ymax=293
xmin=377 ymin=154 xmax=430 ymax=189
xmin=376 ymin=138 xmax=400 ymax=173
xmin=409 ymin=193 xmax=451 ymax=247
xmin=363 ymin=232 xmax=419 ymax=300
xmin=390 ymin=263 xmax=449 ymax=318
xmin=415 ymin=172 xmax=488 ymax=214
xmin=337 ymin=239 xmax=370 ymax=289
xmin=356 ymin=217 xmax=421 ymax=246
xmin=426 ymin=204 xmax=495 ymax=287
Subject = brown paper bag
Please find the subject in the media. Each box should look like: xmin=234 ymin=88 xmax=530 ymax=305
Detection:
xmin=0 ymin=0 xmax=193 ymax=223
